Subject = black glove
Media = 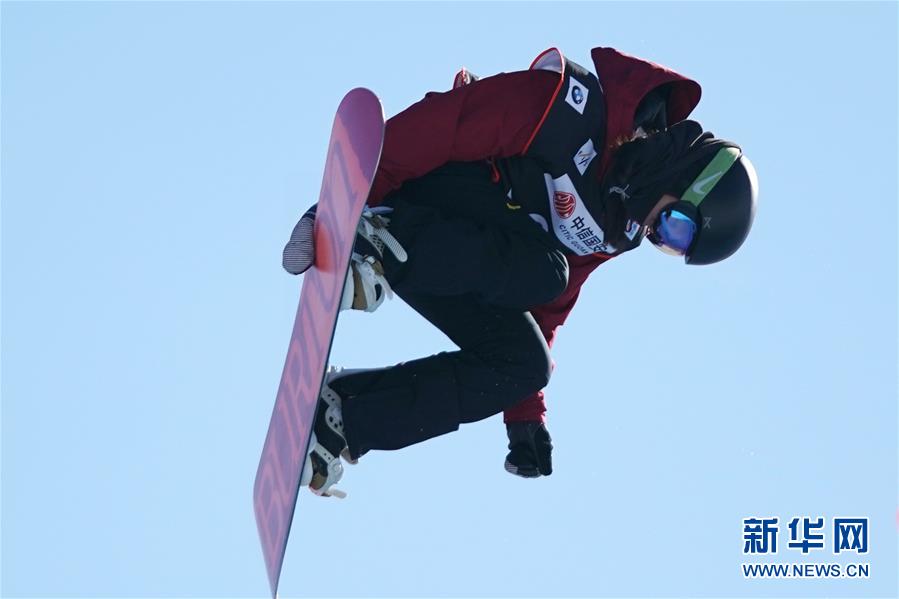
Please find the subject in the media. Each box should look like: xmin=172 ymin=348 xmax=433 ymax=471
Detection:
xmin=504 ymin=421 xmax=553 ymax=478
xmin=282 ymin=205 xmax=317 ymax=275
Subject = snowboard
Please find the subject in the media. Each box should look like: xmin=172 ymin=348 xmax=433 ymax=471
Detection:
xmin=253 ymin=88 xmax=384 ymax=598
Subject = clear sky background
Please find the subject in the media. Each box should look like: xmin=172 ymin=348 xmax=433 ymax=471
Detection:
xmin=2 ymin=2 xmax=896 ymax=598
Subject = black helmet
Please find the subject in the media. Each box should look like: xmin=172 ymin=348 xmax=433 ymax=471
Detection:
xmin=650 ymin=146 xmax=758 ymax=265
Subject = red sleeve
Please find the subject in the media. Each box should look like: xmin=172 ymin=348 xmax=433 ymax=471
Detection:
xmin=503 ymin=255 xmax=611 ymax=423
xmin=367 ymin=70 xmax=559 ymax=206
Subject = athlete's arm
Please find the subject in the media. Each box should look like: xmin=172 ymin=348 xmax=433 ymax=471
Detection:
xmin=368 ymin=70 xmax=558 ymax=206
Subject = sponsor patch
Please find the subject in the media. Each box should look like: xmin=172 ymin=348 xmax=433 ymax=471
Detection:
xmin=572 ymin=86 xmax=584 ymax=104
xmin=545 ymin=173 xmax=613 ymax=255
xmin=573 ymin=138 xmax=597 ymax=175
xmin=553 ymin=191 xmax=576 ymax=219
xmin=565 ymin=77 xmax=588 ymax=115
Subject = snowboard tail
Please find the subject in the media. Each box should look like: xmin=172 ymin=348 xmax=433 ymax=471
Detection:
xmin=253 ymin=88 xmax=384 ymax=598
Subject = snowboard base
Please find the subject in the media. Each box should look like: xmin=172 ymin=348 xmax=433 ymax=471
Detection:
xmin=253 ymin=88 xmax=384 ymax=598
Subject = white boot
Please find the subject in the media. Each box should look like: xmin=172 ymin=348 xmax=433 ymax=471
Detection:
xmin=339 ymin=254 xmax=392 ymax=313
xmin=340 ymin=207 xmax=407 ymax=313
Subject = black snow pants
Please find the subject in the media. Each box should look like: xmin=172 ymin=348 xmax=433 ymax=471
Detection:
xmin=335 ymin=162 xmax=569 ymax=459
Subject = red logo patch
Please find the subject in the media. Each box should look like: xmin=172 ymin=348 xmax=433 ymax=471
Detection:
xmin=553 ymin=192 xmax=576 ymax=219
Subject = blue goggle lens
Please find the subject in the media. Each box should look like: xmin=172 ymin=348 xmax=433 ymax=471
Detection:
xmin=653 ymin=210 xmax=697 ymax=256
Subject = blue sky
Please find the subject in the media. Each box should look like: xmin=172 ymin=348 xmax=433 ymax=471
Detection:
xmin=2 ymin=2 xmax=896 ymax=598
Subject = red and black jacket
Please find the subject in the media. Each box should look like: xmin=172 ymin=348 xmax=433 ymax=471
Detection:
xmin=367 ymin=46 xmax=701 ymax=423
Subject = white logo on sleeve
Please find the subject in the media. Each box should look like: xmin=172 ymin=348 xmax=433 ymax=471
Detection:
xmin=573 ymin=138 xmax=597 ymax=174
xmin=565 ymin=77 xmax=589 ymax=115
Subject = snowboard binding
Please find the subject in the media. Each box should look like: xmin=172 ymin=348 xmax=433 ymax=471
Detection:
xmin=301 ymin=367 xmax=355 ymax=498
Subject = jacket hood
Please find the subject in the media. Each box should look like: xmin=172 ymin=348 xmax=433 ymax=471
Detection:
xmin=590 ymin=47 xmax=701 ymax=158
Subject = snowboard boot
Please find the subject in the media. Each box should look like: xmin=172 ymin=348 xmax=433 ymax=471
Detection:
xmin=340 ymin=207 xmax=407 ymax=313
xmin=301 ymin=367 xmax=356 ymax=498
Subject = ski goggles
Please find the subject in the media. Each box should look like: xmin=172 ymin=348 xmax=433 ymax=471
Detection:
xmin=650 ymin=208 xmax=698 ymax=256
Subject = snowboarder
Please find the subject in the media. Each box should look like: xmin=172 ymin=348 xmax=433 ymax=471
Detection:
xmin=282 ymin=47 xmax=758 ymax=497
